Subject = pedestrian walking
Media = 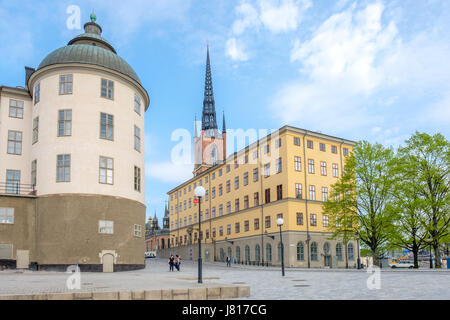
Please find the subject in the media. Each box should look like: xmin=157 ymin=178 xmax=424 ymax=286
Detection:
xmin=226 ymin=256 xmax=231 ymax=267
xmin=177 ymin=255 xmax=182 ymax=271
xmin=168 ymin=255 xmax=175 ymax=272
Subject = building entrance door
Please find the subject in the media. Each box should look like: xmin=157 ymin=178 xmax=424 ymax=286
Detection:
xmin=102 ymin=254 xmax=114 ymax=273
xmin=324 ymin=255 xmax=331 ymax=268
xmin=205 ymin=249 xmax=210 ymax=262
xmin=16 ymin=250 xmax=29 ymax=269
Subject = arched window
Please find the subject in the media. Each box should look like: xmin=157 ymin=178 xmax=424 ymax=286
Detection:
xmin=255 ymin=244 xmax=260 ymax=262
xmin=245 ymin=245 xmax=250 ymax=262
xmin=336 ymin=243 xmax=343 ymax=261
xmin=227 ymin=247 xmax=232 ymax=260
xmin=220 ymin=248 xmax=225 ymax=262
xmin=236 ymin=246 xmax=241 ymax=262
xmin=348 ymin=243 xmax=354 ymax=260
xmin=311 ymin=242 xmax=318 ymax=261
xmin=297 ymin=242 xmax=304 ymax=261
xmin=277 ymin=242 xmax=283 ymax=261
xmin=323 ymin=242 xmax=330 ymax=255
xmin=266 ymin=244 xmax=272 ymax=262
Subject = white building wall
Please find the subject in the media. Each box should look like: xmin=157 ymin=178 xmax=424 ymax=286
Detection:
xmin=0 ymin=90 xmax=33 ymax=187
xmin=28 ymin=68 xmax=146 ymax=205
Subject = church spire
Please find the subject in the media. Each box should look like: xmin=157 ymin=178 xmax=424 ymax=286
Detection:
xmin=202 ymin=43 xmax=218 ymax=131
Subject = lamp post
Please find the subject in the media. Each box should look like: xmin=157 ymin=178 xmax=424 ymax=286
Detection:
xmin=356 ymin=232 xmax=361 ymax=270
xmin=277 ymin=217 xmax=285 ymax=277
xmin=194 ymin=186 xmax=206 ymax=283
xmin=429 ymin=245 xmax=433 ymax=269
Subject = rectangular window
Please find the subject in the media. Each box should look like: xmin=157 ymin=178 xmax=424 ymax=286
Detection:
xmin=189 ymin=198 xmax=192 ymax=208
xmin=234 ymin=176 xmax=239 ymax=189
xmin=134 ymin=166 xmax=141 ymax=192
xmin=99 ymin=157 xmax=114 ymax=185
xmin=333 ymin=164 xmax=339 ymax=178
xmin=244 ymin=195 xmax=249 ymax=209
xmin=32 ymin=117 xmax=39 ymax=144
xmin=226 ymin=165 xmax=230 ymax=173
xmin=34 ymin=83 xmax=40 ymax=104
xmin=234 ymin=161 xmax=239 ymax=169
xmin=7 ymin=130 xmax=22 ymax=155
xmin=219 ymin=184 xmax=223 ymax=196
xmin=212 ymin=207 xmax=216 ymax=218
xmin=212 ymin=172 xmax=215 ymax=180
xmin=219 ymin=204 xmax=223 ymax=216
xmin=276 ymin=158 xmax=282 ymax=173
xmin=332 ymin=145 xmax=338 ymax=154
xmin=243 ymin=172 xmax=249 ymax=186
xmin=244 ymin=155 xmax=249 ymax=164
xmin=212 ymin=187 xmax=216 ymax=198
xmin=219 ymin=226 xmax=223 ymax=237
xmin=310 ymin=214 xmax=317 ymax=226
xmin=134 ymin=125 xmax=141 ymax=152
xmin=253 ymin=150 xmax=258 ymax=159
xmin=254 ymin=192 xmax=259 ymax=206
xmin=6 ymin=170 xmax=20 ymax=194
xmin=265 ymin=216 xmax=271 ymax=228
xmin=275 ymin=138 xmax=282 ymax=148
xmin=31 ymin=160 xmax=37 ymax=186
xmin=59 ymin=74 xmax=73 ymax=95
xmin=265 ymin=188 xmax=270 ymax=203
xmin=294 ymin=137 xmax=300 ymax=146
xmin=309 ymin=185 xmax=316 ymax=200
xmin=264 ymin=163 xmax=270 ymax=177
xmin=265 ymin=144 xmax=270 ymax=154
xmin=100 ymin=113 xmax=114 ymax=140
xmin=294 ymin=156 xmax=302 ymax=171
xmin=295 ymin=183 xmax=302 ymax=199
xmin=244 ymin=220 xmax=249 ymax=232
xmin=235 ymin=222 xmax=240 ymax=233
xmin=307 ymin=140 xmax=313 ymax=149
xmin=219 ymin=169 xmax=223 ymax=176
xmin=134 ymin=224 xmax=142 ymax=237
xmin=134 ymin=94 xmax=141 ymax=115
xmin=276 ymin=184 xmax=282 ymax=200
xmin=101 ymin=78 xmax=114 ymax=100
xmin=99 ymin=220 xmax=114 ymax=234
xmin=296 ymin=212 xmax=303 ymax=225
xmin=320 ymin=143 xmax=326 ymax=152
xmin=56 ymin=154 xmax=70 ymax=182
xmin=253 ymin=168 xmax=258 ymax=182
xmin=323 ymin=215 xmax=329 ymax=227
xmin=58 ymin=109 xmax=72 ymax=136
xmin=308 ymin=159 xmax=315 ymax=174
xmin=227 ymin=225 xmax=231 ymax=235
xmin=320 ymin=161 xmax=327 ymax=176
xmin=212 ymin=228 xmax=217 ymax=238
xmin=205 ymin=190 xmax=209 ymax=201
xmin=343 ymin=148 xmax=349 ymax=156
xmin=226 ymin=180 xmax=231 ymax=193
xmin=205 ymin=176 xmax=208 ymax=183
xmin=322 ymin=187 xmax=328 ymax=202
xmin=254 ymin=218 xmax=260 ymax=230
xmin=9 ymin=99 xmax=24 ymax=119
xmin=0 ymin=208 xmax=14 ymax=224
xmin=226 ymin=202 xmax=231 ymax=214
xmin=235 ymin=198 xmax=239 ymax=212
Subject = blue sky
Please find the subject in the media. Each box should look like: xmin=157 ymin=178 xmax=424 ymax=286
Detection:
xmin=1 ymin=0 xmax=449 ymax=222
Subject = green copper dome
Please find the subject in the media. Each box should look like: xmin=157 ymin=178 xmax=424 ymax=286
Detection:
xmin=37 ymin=21 xmax=141 ymax=84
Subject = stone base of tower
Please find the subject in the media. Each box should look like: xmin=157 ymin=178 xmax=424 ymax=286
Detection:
xmin=0 ymin=194 xmax=145 ymax=272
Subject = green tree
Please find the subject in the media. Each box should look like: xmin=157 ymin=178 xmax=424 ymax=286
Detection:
xmin=388 ymin=153 xmax=429 ymax=268
xmin=399 ymin=132 xmax=450 ymax=268
xmin=323 ymin=141 xmax=396 ymax=267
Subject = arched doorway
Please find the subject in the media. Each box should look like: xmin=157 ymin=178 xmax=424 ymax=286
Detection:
xmin=102 ymin=253 xmax=114 ymax=273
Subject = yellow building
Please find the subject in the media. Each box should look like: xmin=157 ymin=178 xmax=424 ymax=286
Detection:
xmin=167 ymin=125 xmax=357 ymax=268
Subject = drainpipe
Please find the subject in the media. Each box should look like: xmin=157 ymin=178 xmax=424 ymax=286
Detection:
xmin=259 ymin=141 xmax=265 ymax=266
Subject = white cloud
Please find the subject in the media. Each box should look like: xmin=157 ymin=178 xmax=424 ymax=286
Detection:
xmin=259 ymin=0 xmax=311 ymax=34
xmin=146 ymin=161 xmax=193 ymax=184
xmin=271 ymin=1 xmax=450 ymax=138
xmin=232 ymin=2 xmax=261 ymax=35
xmin=226 ymin=38 xmax=249 ymax=61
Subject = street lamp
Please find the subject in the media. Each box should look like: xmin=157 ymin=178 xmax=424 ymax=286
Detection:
xmin=355 ymin=232 xmax=361 ymax=270
xmin=277 ymin=217 xmax=285 ymax=277
xmin=194 ymin=186 xmax=206 ymax=283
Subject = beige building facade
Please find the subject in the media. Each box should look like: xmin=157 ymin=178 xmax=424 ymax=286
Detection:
xmin=166 ymin=126 xmax=358 ymax=268
xmin=0 ymin=17 xmax=149 ymax=271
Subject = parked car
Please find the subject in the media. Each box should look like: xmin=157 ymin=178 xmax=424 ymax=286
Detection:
xmin=390 ymin=260 xmax=414 ymax=268
xmin=145 ymin=251 xmax=156 ymax=258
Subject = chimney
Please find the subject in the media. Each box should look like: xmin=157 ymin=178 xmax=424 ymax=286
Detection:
xmin=25 ymin=67 xmax=35 ymax=89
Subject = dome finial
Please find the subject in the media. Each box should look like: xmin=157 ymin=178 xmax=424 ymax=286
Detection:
xmin=90 ymin=11 xmax=97 ymax=23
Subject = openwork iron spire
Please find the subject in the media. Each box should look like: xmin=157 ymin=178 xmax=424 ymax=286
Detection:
xmin=202 ymin=43 xmax=218 ymax=131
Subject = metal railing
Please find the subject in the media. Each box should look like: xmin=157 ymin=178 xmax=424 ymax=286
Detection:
xmin=0 ymin=182 xmax=36 ymax=196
